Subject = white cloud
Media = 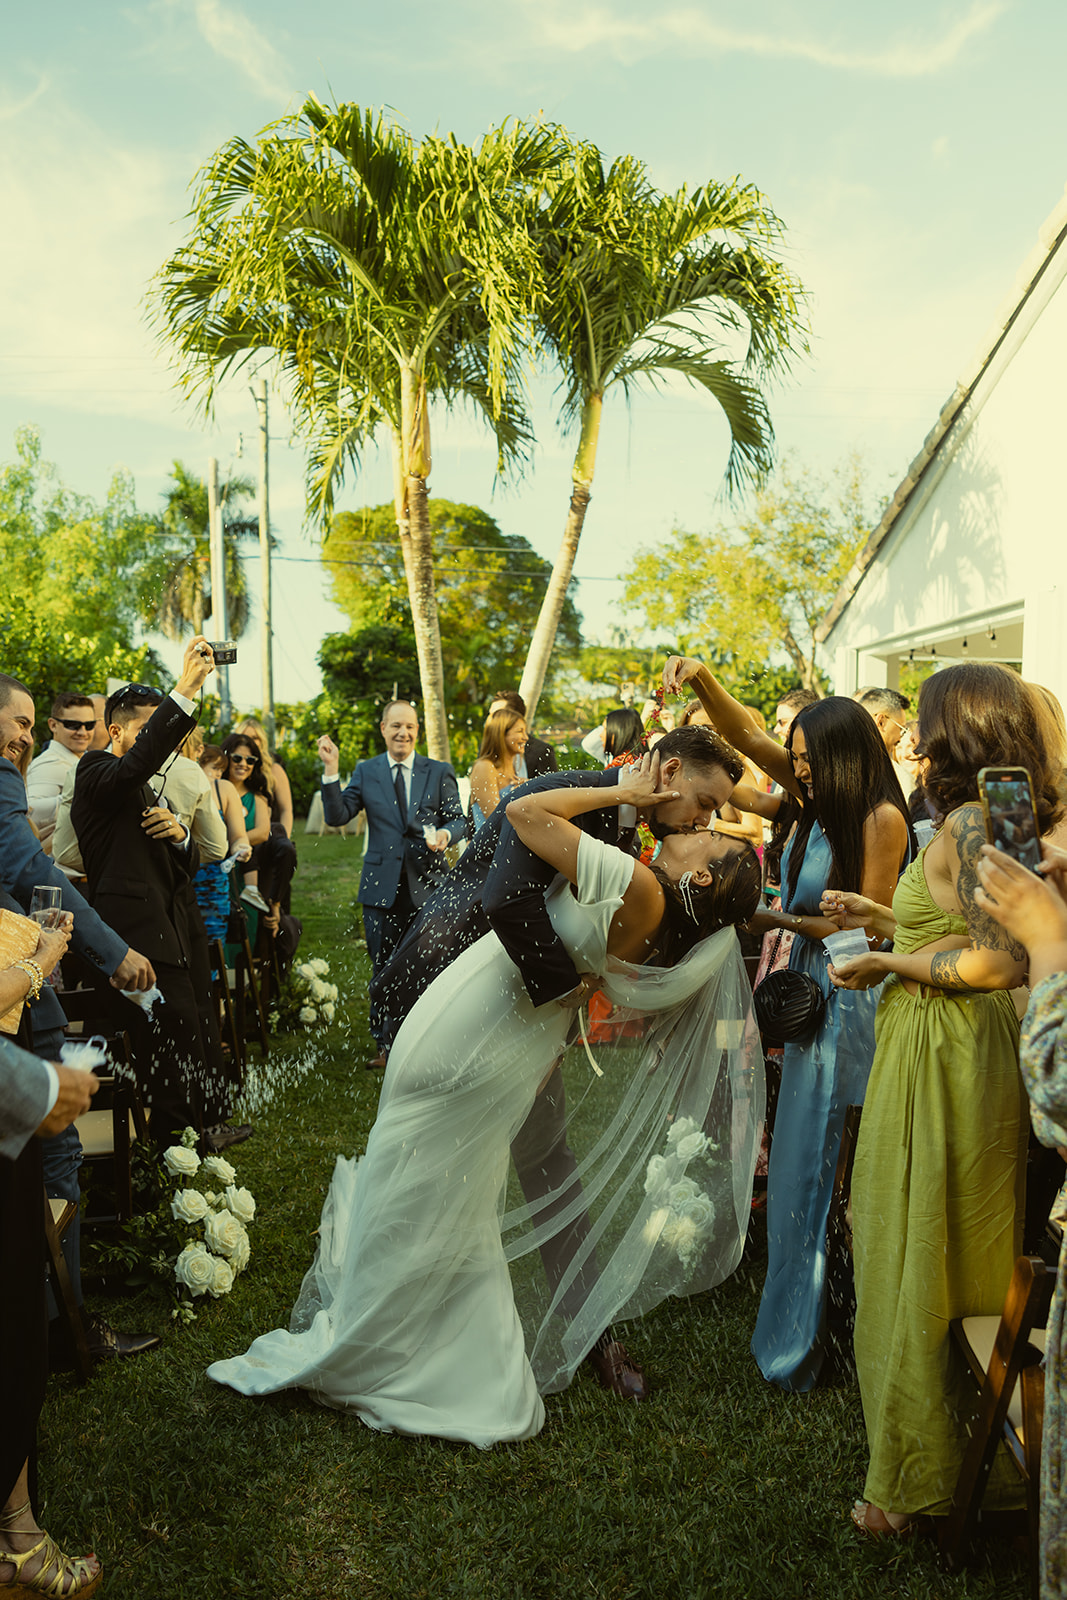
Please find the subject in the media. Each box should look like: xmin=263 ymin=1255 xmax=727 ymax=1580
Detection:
xmin=0 ymin=72 xmax=50 ymax=122
xmin=526 ymin=0 xmax=1008 ymax=78
xmin=190 ymin=0 xmax=295 ymax=102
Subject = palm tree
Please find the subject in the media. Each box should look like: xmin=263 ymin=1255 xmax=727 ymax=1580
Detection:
xmin=517 ymin=145 xmax=807 ymax=721
xmin=152 ymin=100 xmax=563 ymax=759
xmin=150 ymin=461 xmax=258 ymax=640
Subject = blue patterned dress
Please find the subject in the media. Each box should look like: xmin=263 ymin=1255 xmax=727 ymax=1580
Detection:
xmin=1020 ymin=973 xmax=1067 ymax=1599
xmin=751 ymin=821 xmax=887 ymax=1391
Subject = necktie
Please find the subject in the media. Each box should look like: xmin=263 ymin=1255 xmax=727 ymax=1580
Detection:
xmin=393 ymin=762 xmax=407 ymax=823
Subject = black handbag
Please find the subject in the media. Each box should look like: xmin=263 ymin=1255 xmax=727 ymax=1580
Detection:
xmin=752 ymin=927 xmax=825 ymax=1046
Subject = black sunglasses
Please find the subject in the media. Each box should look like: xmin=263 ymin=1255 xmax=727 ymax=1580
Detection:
xmin=56 ymin=718 xmax=96 ymax=732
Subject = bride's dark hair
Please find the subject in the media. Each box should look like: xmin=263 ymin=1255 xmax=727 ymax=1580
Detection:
xmin=649 ymin=840 xmax=761 ymax=966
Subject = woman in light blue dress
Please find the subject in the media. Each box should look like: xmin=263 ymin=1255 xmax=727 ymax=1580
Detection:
xmin=661 ymin=658 xmax=913 ymax=1390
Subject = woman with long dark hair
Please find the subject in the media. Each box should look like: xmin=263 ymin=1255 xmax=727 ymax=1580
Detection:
xmin=825 ymin=663 xmax=1061 ymax=1535
xmin=662 ymin=655 xmax=912 ymax=1391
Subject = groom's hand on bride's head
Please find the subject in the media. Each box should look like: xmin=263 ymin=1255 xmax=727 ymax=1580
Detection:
xmin=317 ymin=734 xmax=340 ymax=775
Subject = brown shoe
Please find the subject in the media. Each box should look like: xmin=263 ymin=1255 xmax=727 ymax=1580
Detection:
xmin=365 ymin=1052 xmax=388 ymax=1071
xmin=586 ymin=1339 xmax=649 ymax=1400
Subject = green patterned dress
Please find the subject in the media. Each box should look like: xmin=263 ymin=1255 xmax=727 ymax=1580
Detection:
xmin=1020 ymin=972 xmax=1067 ymax=1599
xmin=853 ymin=846 xmax=1028 ymax=1514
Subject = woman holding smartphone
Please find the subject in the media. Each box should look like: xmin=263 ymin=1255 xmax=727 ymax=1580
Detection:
xmin=824 ymin=662 xmax=1061 ymax=1536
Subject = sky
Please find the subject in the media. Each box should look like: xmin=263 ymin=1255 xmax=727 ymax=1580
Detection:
xmin=2 ymin=0 xmax=1065 ymax=709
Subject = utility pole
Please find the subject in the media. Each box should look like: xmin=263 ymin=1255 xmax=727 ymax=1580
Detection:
xmin=206 ymin=456 xmax=232 ymax=722
xmin=254 ymin=379 xmax=275 ymax=745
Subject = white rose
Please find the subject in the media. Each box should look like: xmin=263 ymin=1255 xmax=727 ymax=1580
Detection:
xmin=641 ymin=1205 xmax=671 ymax=1246
xmin=224 ymin=1185 xmax=256 ymax=1224
xmin=668 ymin=1178 xmax=700 ymax=1207
xmin=663 ymin=1214 xmax=700 ymax=1264
xmin=310 ymin=959 xmax=329 ymax=976
xmin=175 ymin=1242 xmax=214 ymax=1296
xmin=673 ymin=1131 xmax=709 ymax=1164
xmin=229 ymin=1229 xmax=251 ymax=1273
xmin=171 ymin=1189 xmax=210 ymax=1224
xmin=325 ymin=984 xmax=339 ymax=1001
xmin=644 ymin=1155 xmax=668 ymax=1196
xmin=202 ymin=1154 xmax=236 ymax=1186
xmin=322 ymin=1002 xmax=336 ymax=1023
xmin=299 ymin=1005 xmax=317 ymax=1024
xmin=666 ymin=1116 xmax=700 ymax=1149
xmin=163 ymin=1145 xmax=201 ymax=1178
xmin=208 ymin=1255 xmax=234 ymax=1298
xmin=296 ymin=962 xmax=316 ymax=981
xmin=310 ymin=978 xmax=328 ymax=1001
xmin=678 ymin=1193 xmax=715 ymax=1233
xmin=204 ymin=1210 xmax=248 ymax=1259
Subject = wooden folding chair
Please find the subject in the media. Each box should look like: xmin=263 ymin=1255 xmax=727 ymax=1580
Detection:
xmin=210 ymin=937 xmax=244 ymax=1083
xmin=231 ymin=922 xmax=270 ymax=1058
xmin=72 ymin=1034 xmax=149 ymax=1229
xmin=42 ymin=1191 xmax=92 ymax=1381
xmin=940 ymin=1254 xmax=1054 ymax=1597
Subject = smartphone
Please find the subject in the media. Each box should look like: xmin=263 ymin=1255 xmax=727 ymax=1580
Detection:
xmin=977 ymin=766 xmax=1041 ymax=872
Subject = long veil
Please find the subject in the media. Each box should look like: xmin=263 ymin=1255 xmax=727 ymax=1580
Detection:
xmin=503 ymin=924 xmax=763 ymax=1395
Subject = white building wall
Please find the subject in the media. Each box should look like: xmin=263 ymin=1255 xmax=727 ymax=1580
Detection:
xmin=824 ymin=228 xmax=1067 ymax=704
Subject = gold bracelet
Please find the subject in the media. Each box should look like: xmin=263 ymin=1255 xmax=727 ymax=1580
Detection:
xmin=12 ymin=958 xmax=44 ymax=1001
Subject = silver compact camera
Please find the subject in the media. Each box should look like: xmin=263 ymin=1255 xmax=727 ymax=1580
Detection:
xmin=207 ymin=640 xmax=238 ymax=665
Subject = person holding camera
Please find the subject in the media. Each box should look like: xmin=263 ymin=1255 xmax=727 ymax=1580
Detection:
xmin=70 ymin=637 xmax=246 ymax=1152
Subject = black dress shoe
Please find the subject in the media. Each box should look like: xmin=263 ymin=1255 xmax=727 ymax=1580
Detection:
xmin=203 ymin=1123 xmax=254 ymax=1152
xmin=84 ymin=1313 xmax=161 ymax=1362
xmin=365 ymin=1052 xmax=388 ymax=1071
xmin=586 ymin=1339 xmax=650 ymax=1400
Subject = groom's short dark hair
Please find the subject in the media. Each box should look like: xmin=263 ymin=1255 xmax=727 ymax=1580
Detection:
xmin=656 ymin=725 xmax=744 ymax=785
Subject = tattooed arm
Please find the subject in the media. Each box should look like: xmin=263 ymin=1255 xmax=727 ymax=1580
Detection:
xmin=830 ymin=805 xmax=1025 ymax=992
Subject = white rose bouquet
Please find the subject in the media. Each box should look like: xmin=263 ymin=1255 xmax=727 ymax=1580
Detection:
xmin=269 ymin=951 xmax=341 ymax=1032
xmin=642 ymin=1116 xmax=720 ymax=1272
xmin=103 ymin=1125 xmax=259 ymax=1322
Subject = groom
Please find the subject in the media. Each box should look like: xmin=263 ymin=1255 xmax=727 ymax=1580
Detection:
xmin=371 ymin=726 xmax=742 ymax=1399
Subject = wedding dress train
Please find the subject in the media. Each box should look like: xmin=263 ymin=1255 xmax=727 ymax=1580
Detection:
xmin=208 ymin=834 xmax=762 ymax=1446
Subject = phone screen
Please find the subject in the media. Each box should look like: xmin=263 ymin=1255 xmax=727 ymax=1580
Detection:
xmin=980 ymin=769 xmax=1041 ymax=872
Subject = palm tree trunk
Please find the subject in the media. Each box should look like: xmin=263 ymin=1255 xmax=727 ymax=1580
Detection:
xmin=400 ymin=369 xmax=450 ymax=761
xmin=519 ymin=391 xmax=603 ymax=723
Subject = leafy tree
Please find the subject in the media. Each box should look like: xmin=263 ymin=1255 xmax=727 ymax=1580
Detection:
xmin=318 ymin=623 xmax=420 ymax=704
xmin=0 ymin=599 xmax=163 ymax=740
xmin=321 ymin=500 xmax=582 ymax=708
xmin=150 ymin=461 xmax=259 ymax=640
xmin=153 ymin=99 xmax=564 ymax=761
xmin=621 ymin=455 xmax=873 ymax=694
xmin=0 ymin=427 xmax=170 ymax=651
xmin=517 ymin=145 xmax=806 ymax=720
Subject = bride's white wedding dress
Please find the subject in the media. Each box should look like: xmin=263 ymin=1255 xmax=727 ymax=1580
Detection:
xmin=208 ymin=834 xmax=762 ymax=1447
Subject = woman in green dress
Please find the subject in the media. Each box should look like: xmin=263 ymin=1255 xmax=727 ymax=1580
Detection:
xmin=824 ymin=663 xmax=1061 ymax=1536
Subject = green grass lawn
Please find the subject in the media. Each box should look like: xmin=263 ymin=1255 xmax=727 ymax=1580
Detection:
xmin=40 ymin=834 xmax=1028 ymax=1599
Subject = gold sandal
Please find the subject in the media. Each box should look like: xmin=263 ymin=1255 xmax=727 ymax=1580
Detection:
xmin=0 ymin=1504 xmax=103 ymax=1597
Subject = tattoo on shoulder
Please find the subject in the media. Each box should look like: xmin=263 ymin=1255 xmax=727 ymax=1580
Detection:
xmin=951 ymin=805 xmax=1026 ymax=961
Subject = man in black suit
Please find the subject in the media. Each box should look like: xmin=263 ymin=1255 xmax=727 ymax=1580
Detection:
xmin=488 ymin=689 xmax=557 ymax=779
xmin=71 ymin=637 xmax=242 ymax=1151
xmin=317 ymin=699 xmax=466 ymax=1068
xmin=373 ymin=726 xmax=744 ymax=1398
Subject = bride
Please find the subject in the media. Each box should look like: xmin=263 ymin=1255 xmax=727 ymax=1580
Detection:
xmin=209 ymin=754 xmax=763 ymax=1445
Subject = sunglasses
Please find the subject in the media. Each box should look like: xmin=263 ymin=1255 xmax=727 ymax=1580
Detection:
xmin=56 ymin=719 xmax=96 ymax=732
xmin=229 ymin=753 xmax=259 ymax=766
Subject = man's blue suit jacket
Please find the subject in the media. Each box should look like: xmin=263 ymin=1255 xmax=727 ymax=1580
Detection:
xmin=321 ymin=751 xmax=466 ymax=910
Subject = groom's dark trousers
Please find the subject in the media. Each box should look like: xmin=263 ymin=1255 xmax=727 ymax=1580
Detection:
xmin=372 ymin=768 xmax=630 ymax=1316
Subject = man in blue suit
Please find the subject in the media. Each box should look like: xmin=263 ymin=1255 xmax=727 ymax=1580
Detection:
xmin=317 ymin=699 xmax=466 ymax=1068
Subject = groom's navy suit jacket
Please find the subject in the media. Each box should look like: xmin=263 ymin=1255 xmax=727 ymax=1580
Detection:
xmin=371 ymin=767 xmax=626 ymax=1042
xmin=322 ymin=752 xmax=466 ymax=911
